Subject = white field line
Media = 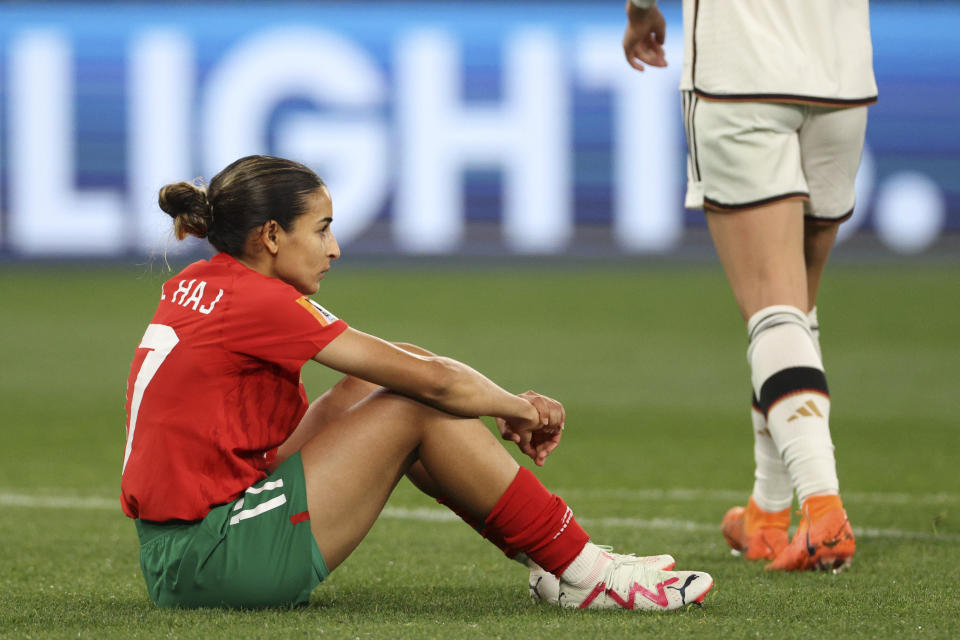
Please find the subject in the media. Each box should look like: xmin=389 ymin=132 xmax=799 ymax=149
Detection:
xmin=553 ymin=488 xmax=960 ymax=507
xmin=2 ymin=491 xmax=958 ymax=543
xmin=0 ymin=493 xmax=117 ymax=510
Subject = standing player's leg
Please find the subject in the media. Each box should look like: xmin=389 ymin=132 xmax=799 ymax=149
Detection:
xmin=759 ymin=216 xmax=854 ymax=571
xmin=804 ymin=221 xmax=839 ymax=317
xmin=744 ymin=216 xmax=832 ymax=539
xmin=687 ymin=98 xmax=799 ymax=561
xmin=691 ymin=99 xmax=851 ymax=568
xmin=764 ymin=106 xmax=868 ymax=571
xmin=295 ymin=391 xmax=712 ymax=610
xmin=709 ymin=199 xmax=853 ymax=572
xmin=707 ymin=200 xmax=821 ymax=563
xmin=803 ymin=218 xmax=839 ymax=362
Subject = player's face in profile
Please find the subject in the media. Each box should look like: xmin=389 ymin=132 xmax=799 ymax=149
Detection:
xmin=273 ymin=186 xmax=340 ymax=295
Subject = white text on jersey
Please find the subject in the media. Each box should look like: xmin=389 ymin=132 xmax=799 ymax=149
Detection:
xmin=163 ymin=279 xmax=224 ymax=315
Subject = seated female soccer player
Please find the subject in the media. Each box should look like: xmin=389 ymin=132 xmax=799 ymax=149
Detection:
xmin=120 ymin=155 xmax=712 ymax=611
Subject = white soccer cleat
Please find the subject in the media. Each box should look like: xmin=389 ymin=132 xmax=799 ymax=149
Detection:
xmin=528 ymin=551 xmax=676 ymax=605
xmin=556 ymin=554 xmax=712 ymax=611
xmin=528 ymin=563 xmax=560 ymax=605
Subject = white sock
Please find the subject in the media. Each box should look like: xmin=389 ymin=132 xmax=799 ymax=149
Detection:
xmin=750 ymin=396 xmax=794 ymax=512
xmin=559 ymin=542 xmax=610 ymax=587
xmin=747 ymin=305 xmax=839 ymax=505
xmin=807 ymin=306 xmax=822 ymax=360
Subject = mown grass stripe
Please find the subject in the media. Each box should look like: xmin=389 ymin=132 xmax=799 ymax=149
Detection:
xmin=3 ymin=491 xmax=956 ymax=543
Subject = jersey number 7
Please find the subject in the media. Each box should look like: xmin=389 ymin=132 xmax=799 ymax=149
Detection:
xmin=122 ymin=324 xmax=179 ymax=475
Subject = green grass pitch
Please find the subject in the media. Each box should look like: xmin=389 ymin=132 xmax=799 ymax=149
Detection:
xmin=1 ymin=260 xmax=958 ymax=639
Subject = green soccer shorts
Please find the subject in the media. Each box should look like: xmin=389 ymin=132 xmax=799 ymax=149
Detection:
xmin=135 ymin=452 xmax=329 ymax=609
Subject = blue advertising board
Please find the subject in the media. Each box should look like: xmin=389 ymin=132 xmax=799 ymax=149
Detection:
xmin=0 ymin=2 xmax=956 ymax=257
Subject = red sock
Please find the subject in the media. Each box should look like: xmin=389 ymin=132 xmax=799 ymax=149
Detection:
xmin=483 ymin=467 xmax=589 ymax=575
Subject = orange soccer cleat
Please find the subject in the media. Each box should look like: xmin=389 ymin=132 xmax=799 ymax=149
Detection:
xmin=765 ymin=494 xmax=856 ymax=572
xmin=722 ymin=497 xmax=791 ymax=561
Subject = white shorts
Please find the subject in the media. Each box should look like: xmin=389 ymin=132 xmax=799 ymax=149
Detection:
xmin=682 ymin=93 xmax=868 ymax=220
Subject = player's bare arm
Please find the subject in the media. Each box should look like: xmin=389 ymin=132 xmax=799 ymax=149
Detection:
xmin=622 ymin=0 xmax=667 ymax=72
xmin=389 ymin=342 xmax=564 ymax=462
xmin=314 ymin=327 xmax=564 ymax=465
xmin=303 ymin=338 xmax=567 ymax=463
xmin=322 ymin=341 xmax=441 ymax=400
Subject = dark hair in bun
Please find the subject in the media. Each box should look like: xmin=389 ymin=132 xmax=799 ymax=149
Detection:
xmin=158 ymin=155 xmax=326 ymax=256
xmin=158 ymin=182 xmax=212 ymax=241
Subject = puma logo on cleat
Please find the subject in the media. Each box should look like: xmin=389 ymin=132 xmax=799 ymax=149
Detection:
xmin=666 ymin=574 xmax=699 ymax=605
xmin=529 ymin=576 xmax=544 ymax=600
xmin=787 ymin=399 xmax=824 ymax=422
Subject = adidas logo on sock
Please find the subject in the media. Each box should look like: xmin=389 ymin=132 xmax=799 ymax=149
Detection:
xmin=786 ymin=399 xmax=824 ymax=422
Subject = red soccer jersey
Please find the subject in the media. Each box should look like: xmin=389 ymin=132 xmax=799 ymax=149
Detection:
xmin=120 ymin=253 xmax=348 ymax=521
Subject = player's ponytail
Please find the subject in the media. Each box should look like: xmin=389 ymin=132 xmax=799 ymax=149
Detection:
xmin=158 ymin=182 xmax=213 ymax=241
xmin=158 ymin=156 xmax=325 ymax=257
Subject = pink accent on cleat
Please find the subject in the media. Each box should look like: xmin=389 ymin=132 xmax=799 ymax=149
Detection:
xmin=606 ymin=577 xmax=679 ymax=610
xmin=577 ymin=583 xmax=607 ymax=610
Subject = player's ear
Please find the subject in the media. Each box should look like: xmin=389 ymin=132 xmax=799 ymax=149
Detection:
xmin=259 ymin=220 xmax=282 ymax=255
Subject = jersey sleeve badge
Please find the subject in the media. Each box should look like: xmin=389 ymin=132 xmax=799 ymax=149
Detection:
xmin=295 ymin=297 xmax=339 ymax=327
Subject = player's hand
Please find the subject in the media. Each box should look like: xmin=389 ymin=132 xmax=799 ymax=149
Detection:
xmin=622 ymin=2 xmax=667 ymax=72
xmin=497 ymin=391 xmax=565 ymax=467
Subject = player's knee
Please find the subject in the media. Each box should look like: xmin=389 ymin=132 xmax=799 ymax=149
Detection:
xmin=376 ymin=389 xmax=444 ymax=424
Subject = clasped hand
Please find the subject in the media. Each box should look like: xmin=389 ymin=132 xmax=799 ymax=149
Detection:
xmin=496 ymin=390 xmax=565 ymax=467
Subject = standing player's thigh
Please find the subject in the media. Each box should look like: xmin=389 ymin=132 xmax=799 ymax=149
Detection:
xmin=691 ymin=99 xmax=807 ymax=211
xmin=799 ymin=106 xmax=868 ymax=220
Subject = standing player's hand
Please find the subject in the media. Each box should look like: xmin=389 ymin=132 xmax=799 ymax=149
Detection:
xmin=622 ymin=2 xmax=667 ymax=72
xmin=497 ymin=391 xmax=565 ymax=467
